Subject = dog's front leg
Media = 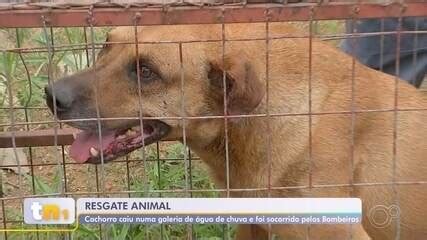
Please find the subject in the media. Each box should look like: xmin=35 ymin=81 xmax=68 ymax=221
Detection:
xmin=235 ymin=224 xmax=269 ymax=240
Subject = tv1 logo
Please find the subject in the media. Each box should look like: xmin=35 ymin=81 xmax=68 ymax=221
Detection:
xmin=24 ymin=198 xmax=75 ymax=224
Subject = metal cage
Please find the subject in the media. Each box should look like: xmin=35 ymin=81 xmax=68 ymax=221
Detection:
xmin=0 ymin=0 xmax=426 ymax=239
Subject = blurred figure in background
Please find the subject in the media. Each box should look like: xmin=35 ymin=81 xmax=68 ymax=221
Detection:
xmin=341 ymin=18 xmax=427 ymax=88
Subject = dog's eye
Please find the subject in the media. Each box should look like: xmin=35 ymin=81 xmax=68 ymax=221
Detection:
xmin=129 ymin=60 xmax=159 ymax=84
xmin=140 ymin=66 xmax=154 ymax=79
xmin=135 ymin=64 xmax=158 ymax=83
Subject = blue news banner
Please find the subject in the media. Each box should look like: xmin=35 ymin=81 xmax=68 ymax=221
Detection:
xmin=77 ymin=198 xmax=361 ymax=225
xmin=23 ymin=198 xmax=361 ymax=225
xmin=79 ymin=214 xmax=361 ymax=225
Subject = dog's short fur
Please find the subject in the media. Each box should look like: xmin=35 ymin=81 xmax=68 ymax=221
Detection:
xmin=47 ymin=23 xmax=427 ymax=239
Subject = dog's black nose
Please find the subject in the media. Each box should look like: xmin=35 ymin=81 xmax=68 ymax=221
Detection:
xmin=45 ymin=84 xmax=74 ymax=113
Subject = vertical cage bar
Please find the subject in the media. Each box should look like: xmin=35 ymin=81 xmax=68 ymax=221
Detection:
xmin=178 ymin=42 xmax=192 ymax=240
xmin=132 ymin=14 xmax=151 ymax=238
xmin=3 ymin=49 xmax=24 ymax=237
xmin=392 ymin=7 xmax=403 ymax=240
xmin=125 ymin=154 xmax=132 ymax=197
xmin=41 ymin=20 xmax=67 ymax=195
xmin=81 ymin=24 xmax=102 ymax=238
xmin=54 ymin=24 xmax=70 ymax=239
xmin=15 ymin=29 xmax=34 ymax=185
xmin=61 ymin=147 xmax=68 ymax=193
xmin=264 ymin=10 xmax=274 ymax=240
xmin=81 ymin=26 xmax=103 ymax=237
xmin=41 ymin=18 xmax=63 ymax=239
xmin=411 ymin=17 xmax=419 ymax=86
xmin=348 ymin=4 xmax=360 ymax=240
xmin=132 ymin=13 xmax=149 ymax=195
xmin=88 ymin=8 xmax=107 ymax=193
xmin=1 ymin=199 xmax=7 ymax=239
xmin=306 ymin=7 xmax=315 ymax=240
xmin=125 ymin=154 xmax=131 ymax=195
xmin=15 ymin=27 xmax=40 ymax=239
xmin=1 ymin=48 xmax=18 ymax=239
xmin=87 ymin=9 xmax=105 ymax=239
xmin=155 ymin=142 xmax=165 ymax=239
xmin=188 ymin=147 xmax=195 ymax=238
xmin=379 ymin=18 xmax=385 ymax=72
xmin=220 ymin=9 xmax=231 ymax=239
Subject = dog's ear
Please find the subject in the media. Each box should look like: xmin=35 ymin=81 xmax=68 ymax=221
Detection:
xmin=208 ymin=55 xmax=264 ymax=116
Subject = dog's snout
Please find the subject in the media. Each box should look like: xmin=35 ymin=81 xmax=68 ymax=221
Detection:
xmin=45 ymin=84 xmax=74 ymax=113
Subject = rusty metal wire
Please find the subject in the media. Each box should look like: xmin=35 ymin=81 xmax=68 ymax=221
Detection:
xmin=1 ymin=0 xmax=427 ymax=10
xmin=3 ymin=0 xmax=424 ymax=11
xmin=1 ymin=2 xmax=427 ymax=28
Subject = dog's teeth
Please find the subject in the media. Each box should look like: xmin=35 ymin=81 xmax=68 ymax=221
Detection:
xmin=131 ymin=126 xmax=141 ymax=131
xmin=90 ymin=147 xmax=99 ymax=157
xmin=126 ymin=129 xmax=137 ymax=136
xmin=116 ymin=134 xmax=126 ymax=140
xmin=72 ymin=133 xmax=77 ymax=139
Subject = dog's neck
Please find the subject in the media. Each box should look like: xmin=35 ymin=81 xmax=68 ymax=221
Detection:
xmin=186 ymin=117 xmax=269 ymax=190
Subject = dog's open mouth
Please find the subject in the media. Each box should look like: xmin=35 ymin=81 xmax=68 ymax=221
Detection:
xmin=69 ymin=120 xmax=170 ymax=164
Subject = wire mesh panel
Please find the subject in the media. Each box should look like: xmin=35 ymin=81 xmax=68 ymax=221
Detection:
xmin=0 ymin=0 xmax=426 ymax=239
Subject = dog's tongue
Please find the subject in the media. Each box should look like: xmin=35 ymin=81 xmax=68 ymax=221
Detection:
xmin=69 ymin=131 xmax=115 ymax=163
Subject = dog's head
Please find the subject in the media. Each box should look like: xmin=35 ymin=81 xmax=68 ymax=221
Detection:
xmin=45 ymin=25 xmax=264 ymax=164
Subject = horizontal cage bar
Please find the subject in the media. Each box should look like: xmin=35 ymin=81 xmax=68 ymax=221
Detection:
xmin=0 ymin=3 xmax=426 ymax=28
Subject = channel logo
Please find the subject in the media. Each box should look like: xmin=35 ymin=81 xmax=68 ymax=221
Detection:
xmin=24 ymin=198 xmax=75 ymax=224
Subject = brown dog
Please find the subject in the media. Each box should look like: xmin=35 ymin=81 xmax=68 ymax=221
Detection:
xmin=45 ymin=23 xmax=427 ymax=239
